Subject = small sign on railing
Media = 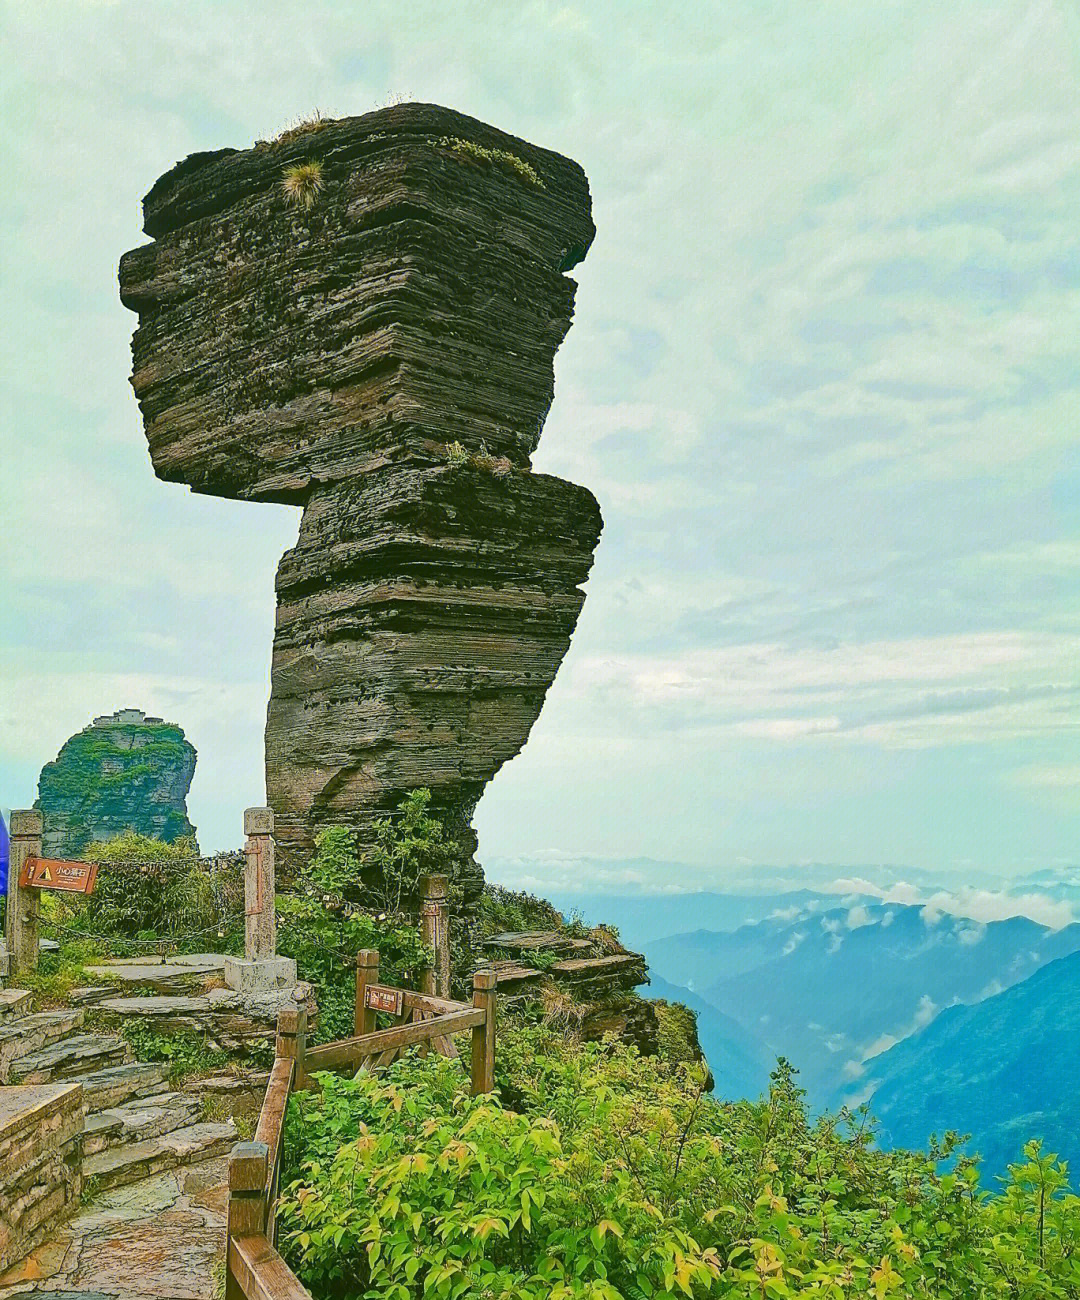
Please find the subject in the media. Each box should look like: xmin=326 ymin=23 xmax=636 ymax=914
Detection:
xmin=364 ymin=984 xmax=404 ymax=1016
xmin=18 ymin=856 xmax=99 ymax=895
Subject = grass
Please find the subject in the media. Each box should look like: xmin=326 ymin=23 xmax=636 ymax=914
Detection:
xmin=121 ymin=1020 xmax=229 ymax=1087
xmin=281 ymin=160 xmax=325 ymax=210
xmin=436 ymin=135 xmax=545 ymax=188
xmin=257 ymin=109 xmax=335 ymax=149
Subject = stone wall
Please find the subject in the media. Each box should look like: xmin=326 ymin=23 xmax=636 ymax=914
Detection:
xmin=0 ymin=1083 xmax=83 ymax=1270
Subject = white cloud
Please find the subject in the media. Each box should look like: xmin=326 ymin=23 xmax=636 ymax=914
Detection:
xmin=4 ymin=0 xmax=1079 ymax=872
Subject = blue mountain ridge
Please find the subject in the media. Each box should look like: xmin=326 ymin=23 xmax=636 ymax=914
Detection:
xmin=839 ymin=948 xmax=1080 ymax=1182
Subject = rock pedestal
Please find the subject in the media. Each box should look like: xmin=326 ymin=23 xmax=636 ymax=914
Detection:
xmin=119 ymin=104 xmax=601 ymax=900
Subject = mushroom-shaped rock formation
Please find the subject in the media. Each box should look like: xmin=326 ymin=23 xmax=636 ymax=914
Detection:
xmin=119 ymin=104 xmax=602 ymax=904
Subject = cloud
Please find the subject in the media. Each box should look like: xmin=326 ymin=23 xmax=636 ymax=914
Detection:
xmin=3 ymin=0 xmax=1079 ymax=873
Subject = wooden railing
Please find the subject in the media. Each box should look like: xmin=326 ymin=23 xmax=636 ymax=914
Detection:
xmin=224 ymin=949 xmax=497 ymax=1300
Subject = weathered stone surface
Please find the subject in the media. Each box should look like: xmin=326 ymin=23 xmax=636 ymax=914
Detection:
xmin=7 ymin=1034 xmax=130 ymax=1086
xmin=0 ymin=1083 xmax=83 ymax=1272
xmin=83 ymin=1121 xmax=236 ymax=1193
xmin=0 ymin=1012 xmax=85 ymax=1082
xmin=35 ymin=711 xmax=197 ymax=858
xmin=119 ymin=103 xmax=600 ymax=895
xmin=77 ymin=1062 xmax=169 ymax=1111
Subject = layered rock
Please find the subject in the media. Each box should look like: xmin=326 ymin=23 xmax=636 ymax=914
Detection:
xmin=119 ymin=104 xmax=600 ymax=898
xmin=35 ymin=711 xmax=197 ymax=858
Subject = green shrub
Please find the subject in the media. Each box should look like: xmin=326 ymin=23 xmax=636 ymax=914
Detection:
xmin=278 ymin=1030 xmax=1080 ymax=1300
xmin=66 ymin=833 xmax=244 ymax=950
xmin=436 ymin=135 xmax=545 ymax=188
xmin=276 ymin=823 xmax=432 ymax=1044
xmin=121 ymin=1019 xmax=228 ymax=1085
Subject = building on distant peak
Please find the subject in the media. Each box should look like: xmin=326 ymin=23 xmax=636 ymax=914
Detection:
xmin=91 ymin=709 xmax=166 ymax=728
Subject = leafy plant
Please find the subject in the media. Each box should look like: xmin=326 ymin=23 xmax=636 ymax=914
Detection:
xmin=276 ymin=818 xmax=433 ymax=1043
xmin=362 ymin=788 xmax=462 ymax=915
xmin=121 ymin=1019 xmax=228 ymax=1085
xmin=277 ymin=1027 xmax=1080 ymax=1300
xmin=68 ymin=832 xmax=243 ymax=950
xmin=436 ymin=135 xmax=545 ymax=188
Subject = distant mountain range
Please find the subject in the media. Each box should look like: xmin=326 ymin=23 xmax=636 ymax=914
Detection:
xmin=641 ymin=901 xmax=1080 ymax=1098
xmin=645 ymin=973 xmax=772 ymax=1101
xmin=547 ymin=884 xmax=1080 ymax=1173
xmin=838 ymin=949 xmax=1080 ymax=1181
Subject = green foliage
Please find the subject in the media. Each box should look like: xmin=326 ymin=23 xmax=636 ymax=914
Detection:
xmin=443 ymin=440 xmax=469 ymax=467
xmin=69 ymin=833 xmax=243 ymax=948
xmin=437 ymin=135 xmax=545 ymax=188
xmin=12 ymin=932 xmax=99 ymax=1008
xmin=278 ymin=1027 xmax=1080 ymax=1300
xmin=653 ymin=999 xmax=703 ymax=1066
xmin=472 ymin=883 xmax=564 ymax=938
xmin=365 ymin=788 xmax=463 ymax=914
xmin=121 ymin=1019 xmax=228 ymax=1086
xmin=276 ymin=819 xmax=432 ymax=1043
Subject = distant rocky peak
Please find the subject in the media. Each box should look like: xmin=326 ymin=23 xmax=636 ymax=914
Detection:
xmin=35 ymin=712 xmax=198 ymax=858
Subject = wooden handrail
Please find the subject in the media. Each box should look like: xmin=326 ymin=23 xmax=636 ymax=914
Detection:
xmin=229 ymin=1234 xmax=313 ymax=1300
xmin=304 ymin=1006 xmax=484 ymax=1071
xmin=365 ymin=983 xmax=473 ymax=1017
xmin=226 ymin=953 xmax=498 ymax=1300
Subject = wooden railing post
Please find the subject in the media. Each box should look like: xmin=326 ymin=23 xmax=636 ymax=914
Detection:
xmin=6 ymin=809 xmax=42 ymax=976
xmin=470 ymin=968 xmax=497 ymax=1095
xmin=419 ymin=874 xmax=450 ymax=999
xmin=226 ymin=1141 xmax=269 ymax=1299
xmin=355 ymin=948 xmax=379 ymax=1036
xmin=276 ymin=999 xmax=309 ymax=1092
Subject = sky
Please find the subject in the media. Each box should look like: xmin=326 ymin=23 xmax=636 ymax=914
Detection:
xmin=2 ymin=1 xmax=1079 ymax=889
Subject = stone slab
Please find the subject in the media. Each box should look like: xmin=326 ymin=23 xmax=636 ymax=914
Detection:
xmin=0 ymin=1084 xmax=82 ymax=1141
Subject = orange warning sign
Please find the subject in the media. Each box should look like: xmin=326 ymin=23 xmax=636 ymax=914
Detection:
xmin=18 ymin=857 xmax=99 ymax=895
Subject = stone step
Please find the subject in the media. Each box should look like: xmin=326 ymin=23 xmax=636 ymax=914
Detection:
xmin=0 ymin=1009 xmax=85 ymax=1079
xmin=69 ymin=985 xmax=119 ymax=1006
xmin=91 ymin=991 xmax=277 ymax=1053
xmin=77 ymin=1060 xmax=171 ymax=1110
xmin=83 ymin=1120 xmax=237 ymax=1192
xmin=83 ymin=955 xmax=228 ymax=994
xmin=7 ymin=1032 xmax=131 ymax=1085
xmin=82 ymin=1091 xmax=205 ymax=1155
xmin=0 ymin=988 xmax=33 ymax=1022
xmin=483 ymin=930 xmax=596 ymax=958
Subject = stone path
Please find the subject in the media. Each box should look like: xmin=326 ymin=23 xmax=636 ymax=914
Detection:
xmin=0 ymin=1155 xmax=227 ymax=1299
xmin=0 ymin=957 xmax=270 ymax=1298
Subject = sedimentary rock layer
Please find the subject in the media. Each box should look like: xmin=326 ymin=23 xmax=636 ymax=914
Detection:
xmin=119 ymin=103 xmax=600 ymax=896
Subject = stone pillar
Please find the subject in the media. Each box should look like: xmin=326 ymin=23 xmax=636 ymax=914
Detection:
xmin=419 ymin=874 xmax=451 ymax=999
xmin=243 ymin=807 xmax=277 ymax=961
xmin=6 ymin=810 xmax=42 ymax=976
xmin=223 ymin=807 xmax=296 ymax=995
